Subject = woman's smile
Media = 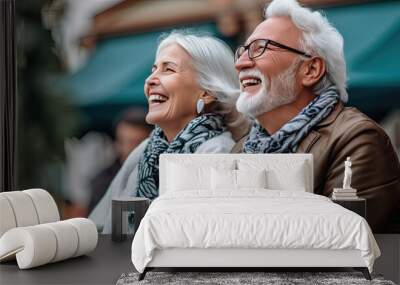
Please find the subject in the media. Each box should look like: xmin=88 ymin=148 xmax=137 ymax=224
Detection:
xmin=148 ymin=92 xmax=169 ymax=109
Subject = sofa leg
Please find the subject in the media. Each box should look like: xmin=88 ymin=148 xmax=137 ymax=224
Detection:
xmin=354 ymin=267 xmax=371 ymax=280
xmin=138 ymin=268 xmax=147 ymax=281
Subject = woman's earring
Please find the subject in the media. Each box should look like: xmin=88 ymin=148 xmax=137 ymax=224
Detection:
xmin=196 ymin=99 xmax=205 ymax=115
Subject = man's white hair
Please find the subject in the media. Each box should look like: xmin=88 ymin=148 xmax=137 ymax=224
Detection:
xmin=265 ymin=0 xmax=348 ymax=102
xmin=157 ymin=31 xmax=249 ymax=138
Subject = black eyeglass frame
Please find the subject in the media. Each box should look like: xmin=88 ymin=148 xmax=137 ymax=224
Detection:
xmin=235 ymin=38 xmax=312 ymax=61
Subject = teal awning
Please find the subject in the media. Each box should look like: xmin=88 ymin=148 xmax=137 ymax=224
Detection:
xmin=325 ymin=1 xmax=400 ymax=88
xmin=63 ymin=32 xmax=158 ymax=107
xmin=324 ymin=1 xmax=400 ymax=114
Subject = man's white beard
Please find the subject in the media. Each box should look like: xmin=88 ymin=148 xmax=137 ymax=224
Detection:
xmin=236 ymin=62 xmax=299 ymax=118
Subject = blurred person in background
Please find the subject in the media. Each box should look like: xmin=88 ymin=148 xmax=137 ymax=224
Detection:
xmin=232 ymin=0 xmax=400 ymax=232
xmin=63 ymin=132 xmax=115 ymax=218
xmin=87 ymin=108 xmax=152 ymax=213
xmin=89 ymin=31 xmax=249 ymax=233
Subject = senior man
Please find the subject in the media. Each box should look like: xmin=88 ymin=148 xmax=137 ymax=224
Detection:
xmin=232 ymin=0 xmax=400 ymax=232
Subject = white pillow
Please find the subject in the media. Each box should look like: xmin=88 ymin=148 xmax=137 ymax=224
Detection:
xmin=166 ymin=161 xmax=235 ymax=192
xmin=238 ymin=159 xmax=309 ymax=192
xmin=211 ymin=168 xmax=236 ymax=190
xmin=211 ymin=169 xmax=267 ymax=190
xmin=236 ymin=169 xmax=267 ymax=189
xmin=267 ymin=163 xmax=307 ymax=191
xmin=167 ymin=162 xmax=209 ymax=191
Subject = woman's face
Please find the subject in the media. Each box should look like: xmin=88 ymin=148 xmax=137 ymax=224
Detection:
xmin=144 ymin=44 xmax=204 ymax=130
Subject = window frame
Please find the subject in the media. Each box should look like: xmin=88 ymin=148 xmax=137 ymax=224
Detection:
xmin=0 ymin=0 xmax=16 ymax=192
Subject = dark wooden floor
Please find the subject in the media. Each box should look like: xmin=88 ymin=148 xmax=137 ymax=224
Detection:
xmin=0 ymin=235 xmax=133 ymax=285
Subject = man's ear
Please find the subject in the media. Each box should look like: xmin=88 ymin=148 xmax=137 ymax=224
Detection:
xmin=200 ymin=91 xmax=216 ymax=105
xmin=300 ymin=57 xmax=326 ymax=87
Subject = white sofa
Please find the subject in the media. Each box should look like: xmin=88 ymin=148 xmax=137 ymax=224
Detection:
xmin=0 ymin=189 xmax=98 ymax=269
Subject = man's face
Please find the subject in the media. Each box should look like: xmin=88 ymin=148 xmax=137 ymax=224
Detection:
xmin=235 ymin=17 xmax=303 ymax=117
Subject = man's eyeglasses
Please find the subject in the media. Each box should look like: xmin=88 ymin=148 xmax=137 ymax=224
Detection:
xmin=235 ymin=39 xmax=312 ymax=62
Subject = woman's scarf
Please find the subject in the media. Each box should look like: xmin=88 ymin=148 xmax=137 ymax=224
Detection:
xmin=137 ymin=113 xmax=224 ymax=199
xmin=243 ymin=86 xmax=340 ymax=153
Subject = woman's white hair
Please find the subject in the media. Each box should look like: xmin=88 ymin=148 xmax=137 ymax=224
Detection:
xmin=157 ymin=31 xmax=250 ymax=139
xmin=265 ymin=0 xmax=348 ymax=102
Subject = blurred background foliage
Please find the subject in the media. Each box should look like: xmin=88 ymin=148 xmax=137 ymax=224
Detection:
xmin=16 ymin=0 xmax=79 ymax=196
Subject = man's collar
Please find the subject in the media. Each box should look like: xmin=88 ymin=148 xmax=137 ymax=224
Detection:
xmin=315 ymin=101 xmax=344 ymax=128
xmin=297 ymin=101 xmax=344 ymax=152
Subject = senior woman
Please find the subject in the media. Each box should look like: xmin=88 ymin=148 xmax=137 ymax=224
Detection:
xmin=89 ymin=31 xmax=248 ymax=233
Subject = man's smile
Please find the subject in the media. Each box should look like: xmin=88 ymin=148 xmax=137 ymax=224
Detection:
xmin=239 ymin=71 xmax=264 ymax=93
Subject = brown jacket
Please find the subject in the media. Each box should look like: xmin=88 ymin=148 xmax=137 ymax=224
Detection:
xmin=231 ymin=103 xmax=400 ymax=233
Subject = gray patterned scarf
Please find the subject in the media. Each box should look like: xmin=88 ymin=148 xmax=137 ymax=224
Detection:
xmin=137 ymin=113 xmax=224 ymax=199
xmin=243 ymin=86 xmax=340 ymax=153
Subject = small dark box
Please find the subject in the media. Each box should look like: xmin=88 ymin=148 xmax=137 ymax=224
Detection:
xmin=112 ymin=197 xmax=150 ymax=242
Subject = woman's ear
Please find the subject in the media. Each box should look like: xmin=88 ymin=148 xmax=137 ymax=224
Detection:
xmin=200 ymin=91 xmax=216 ymax=105
xmin=300 ymin=57 xmax=326 ymax=87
